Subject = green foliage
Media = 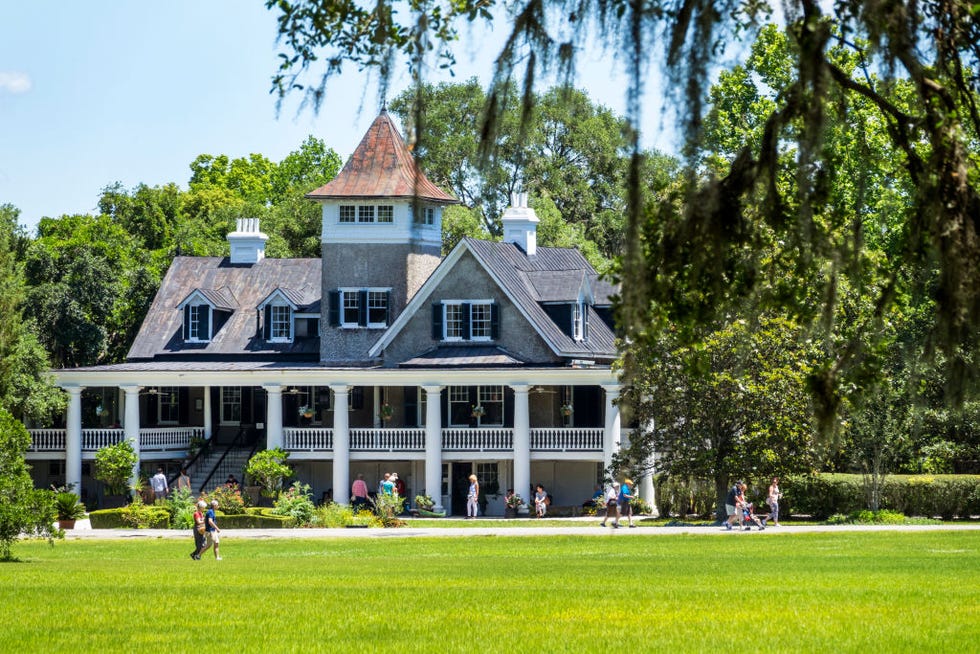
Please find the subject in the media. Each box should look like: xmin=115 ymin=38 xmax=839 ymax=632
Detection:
xmin=165 ymin=488 xmax=197 ymax=530
xmin=245 ymin=448 xmax=293 ymax=498
xmin=653 ymin=476 xmax=718 ymax=518
xmin=0 ymin=408 xmax=59 ymax=560
xmin=271 ymin=483 xmax=316 ymax=527
xmin=414 ymin=494 xmax=434 ymax=511
xmin=88 ymin=507 xmax=169 ymax=529
xmin=312 ymin=502 xmax=357 ymax=528
xmin=211 ymin=512 xmax=291 ymax=529
xmin=54 ymin=491 xmax=86 ymax=521
xmin=206 ymin=485 xmax=247 ymax=513
xmin=372 ymin=492 xmax=405 ymax=528
xmin=93 ymin=440 xmax=137 ymax=496
xmin=784 ymin=473 xmax=980 ymax=519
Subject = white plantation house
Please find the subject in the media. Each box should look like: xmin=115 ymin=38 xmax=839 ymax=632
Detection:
xmin=28 ymin=112 xmax=645 ymax=515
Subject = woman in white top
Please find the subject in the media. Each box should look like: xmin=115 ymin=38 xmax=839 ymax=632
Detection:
xmin=466 ymin=474 xmax=479 ymax=518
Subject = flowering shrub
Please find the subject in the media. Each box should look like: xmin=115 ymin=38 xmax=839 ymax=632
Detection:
xmin=505 ymin=493 xmax=525 ymax=509
xmin=206 ymin=485 xmax=246 ymax=514
xmin=272 ymin=482 xmax=316 ymax=527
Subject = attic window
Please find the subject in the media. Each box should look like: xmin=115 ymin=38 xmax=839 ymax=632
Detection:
xmin=433 ymin=301 xmax=499 ymax=342
xmin=573 ymin=302 xmax=584 ymax=341
xmin=266 ymin=303 xmax=293 ymax=342
xmin=184 ymin=304 xmax=211 ymax=343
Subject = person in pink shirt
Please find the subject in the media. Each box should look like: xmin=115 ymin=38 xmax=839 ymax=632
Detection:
xmin=351 ymin=473 xmax=370 ymax=511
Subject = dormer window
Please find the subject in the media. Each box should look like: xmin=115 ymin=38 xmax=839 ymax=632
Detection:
xmin=186 ymin=304 xmax=211 ymax=342
xmin=258 ymin=289 xmax=306 ymax=344
xmin=573 ymin=301 xmax=584 ymax=341
xmin=268 ymin=303 xmax=293 ymax=342
xmin=433 ymin=300 xmax=499 ymax=341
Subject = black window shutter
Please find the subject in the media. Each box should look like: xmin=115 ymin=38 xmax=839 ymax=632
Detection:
xmin=461 ymin=303 xmax=471 ymax=341
xmin=178 ymin=387 xmax=189 ymax=424
xmin=403 ymin=386 xmax=418 ymax=428
xmin=183 ymin=306 xmax=190 ymax=340
xmin=504 ymin=386 xmax=514 ymax=428
xmin=351 ymin=386 xmax=364 ymax=410
xmin=431 ymin=303 xmax=443 ymax=340
xmin=146 ymin=394 xmax=158 ymax=426
xmin=200 ymin=307 xmax=211 ymax=340
xmin=242 ymin=387 xmax=253 ymax=424
xmin=468 ymin=387 xmax=478 ymax=426
xmin=384 ymin=291 xmax=391 ymax=325
xmin=264 ymin=305 xmax=271 ymax=340
xmin=358 ymin=290 xmax=368 ymax=326
xmin=490 ymin=303 xmax=500 ymax=340
xmin=328 ymin=290 xmax=340 ymax=326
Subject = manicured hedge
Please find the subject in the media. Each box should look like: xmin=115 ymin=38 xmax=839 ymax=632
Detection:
xmin=214 ymin=512 xmax=291 ymax=528
xmin=782 ymin=473 xmax=980 ymax=519
xmin=88 ymin=507 xmax=170 ymax=529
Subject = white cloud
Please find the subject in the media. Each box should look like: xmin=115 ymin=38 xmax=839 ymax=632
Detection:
xmin=0 ymin=72 xmax=32 ymax=94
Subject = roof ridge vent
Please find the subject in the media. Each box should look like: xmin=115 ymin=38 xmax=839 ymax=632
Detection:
xmin=501 ymin=192 xmax=538 ymax=256
xmin=227 ymin=218 xmax=268 ymax=264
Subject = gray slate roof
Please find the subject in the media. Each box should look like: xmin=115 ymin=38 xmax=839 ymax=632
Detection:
xmin=400 ymin=345 xmax=526 ymax=368
xmin=462 ymin=239 xmax=617 ymax=360
xmin=127 ymin=257 xmax=321 ymax=361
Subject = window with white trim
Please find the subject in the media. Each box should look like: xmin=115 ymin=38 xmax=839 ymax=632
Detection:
xmin=187 ymin=304 xmax=211 ymax=342
xmin=377 ymin=205 xmax=394 ymax=223
xmin=449 ymin=386 xmax=471 ymax=426
xmin=367 ymin=291 xmax=388 ymax=327
xmin=415 ymin=206 xmax=435 ymax=225
xmin=470 ymin=303 xmax=492 ymax=340
xmin=572 ymin=302 xmax=584 ymax=341
xmin=478 ymin=385 xmax=504 ymax=426
xmin=440 ymin=300 xmax=495 ymax=341
xmin=158 ymin=387 xmax=179 ymax=424
xmin=358 ymin=205 xmax=375 ymax=223
xmin=444 ymin=303 xmax=464 ymax=340
xmin=342 ymin=291 xmax=360 ymax=327
xmin=270 ymin=304 xmax=292 ymax=341
xmin=339 ymin=205 xmax=356 ymax=223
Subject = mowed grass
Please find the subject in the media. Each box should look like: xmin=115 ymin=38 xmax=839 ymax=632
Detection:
xmin=3 ymin=532 xmax=979 ymax=653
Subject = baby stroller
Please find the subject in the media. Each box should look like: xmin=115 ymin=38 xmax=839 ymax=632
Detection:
xmin=741 ymin=502 xmax=767 ymax=530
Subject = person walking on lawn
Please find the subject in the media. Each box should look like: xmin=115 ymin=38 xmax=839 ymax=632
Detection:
xmin=619 ymin=478 xmax=636 ymax=528
xmin=200 ymin=499 xmax=222 ymax=560
xmin=724 ymin=482 xmax=744 ymax=531
xmin=190 ymin=500 xmax=206 ymax=560
xmin=600 ymin=483 xmax=620 ymax=528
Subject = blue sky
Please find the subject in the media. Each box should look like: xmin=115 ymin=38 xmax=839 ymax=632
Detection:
xmin=1 ymin=1 xmax=670 ymax=233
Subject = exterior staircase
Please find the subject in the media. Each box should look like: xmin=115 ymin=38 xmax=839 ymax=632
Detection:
xmin=188 ymin=445 xmax=253 ymax=495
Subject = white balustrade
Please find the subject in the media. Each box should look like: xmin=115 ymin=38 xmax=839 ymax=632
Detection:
xmin=27 ymin=429 xmax=66 ymax=451
xmin=529 ymin=427 xmax=604 ymax=451
xmin=349 ymin=428 xmax=425 ymax=451
xmin=140 ymin=427 xmax=202 ymax=451
xmin=442 ymin=428 xmax=514 ymax=451
xmin=81 ymin=429 xmax=125 ymax=451
xmin=284 ymin=427 xmax=333 ymax=451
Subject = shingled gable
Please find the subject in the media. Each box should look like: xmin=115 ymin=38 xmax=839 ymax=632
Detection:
xmin=305 ymin=111 xmax=457 ymax=204
xmin=368 ymin=237 xmax=618 ymax=361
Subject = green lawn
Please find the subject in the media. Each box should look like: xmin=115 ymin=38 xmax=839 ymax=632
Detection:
xmin=3 ymin=532 xmax=978 ymax=652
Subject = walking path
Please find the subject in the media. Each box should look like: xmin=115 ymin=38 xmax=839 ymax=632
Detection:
xmin=57 ymin=519 xmax=980 ymax=540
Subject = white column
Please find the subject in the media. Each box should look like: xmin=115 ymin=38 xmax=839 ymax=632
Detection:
xmin=422 ymin=385 xmax=443 ymax=512
xmin=203 ymin=386 xmax=212 ymax=440
xmin=602 ymin=384 xmax=622 ymax=472
xmin=331 ymin=384 xmax=350 ymax=505
xmin=121 ymin=385 xmax=141 ymax=489
xmin=511 ymin=384 xmax=531 ymax=506
xmin=65 ymin=386 xmax=83 ymax=493
xmin=639 ymin=416 xmax=658 ymax=517
xmin=263 ymin=384 xmax=283 ymax=450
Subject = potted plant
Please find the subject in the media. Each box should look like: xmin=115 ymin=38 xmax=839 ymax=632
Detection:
xmin=471 ymin=404 xmax=485 ymax=419
xmin=505 ymin=492 xmax=524 ymax=518
xmin=298 ymin=405 xmax=314 ymax=419
xmin=379 ymin=403 xmax=394 ymax=422
xmin=94 ymin=439 xmax=137 ymax=508
xmin=54 ymin=488 xmax=86 ymax=529
xmin=413 ymin=494 xmax=445 ymax=517
xmin=560 ymin=403 xmax=574 ymax=417
xmin=245 ymin=447 xmax=293 ymax=505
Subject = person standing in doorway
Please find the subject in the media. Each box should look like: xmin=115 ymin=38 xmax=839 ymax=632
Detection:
xmin=768 ymin=477 xmax=782 ymax=526
xmin=466 ymin=474 xmax=480 ymax=518
xmin=200 ymin=499 xmax=222 ymax=560
xmin=150 ymin=466 xmax=169 ymax=502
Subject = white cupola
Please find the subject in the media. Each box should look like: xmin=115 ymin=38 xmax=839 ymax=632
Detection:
xmin=501 ymin=192 xmax=538 ymax=256
xmin=226 ymin=218 xmax=268 ymax=264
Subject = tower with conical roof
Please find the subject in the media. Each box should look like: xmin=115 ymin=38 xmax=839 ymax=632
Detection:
xmin=306 ymin=111 xmax=458 ymax=363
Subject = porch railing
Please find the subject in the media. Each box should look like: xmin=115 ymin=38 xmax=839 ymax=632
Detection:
xmin=530 ymin=427 xmax=604 ymax=451
xmin=442 ymin=427 xmax=513 ymax=451
xmin=350 ymin=428 xmax=424 ymax=451
xmin=81 ymin=429 xmax=124 ymax=451
xmin=27 ymin=427 xmax=200 ymax=453
xmin=26 ymin=429 xmax=66 ymax=451
xmin=284 ymin=427 xmax=333 ymax=452
xmin=141 ymin=427 xmax=202 ymax=451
